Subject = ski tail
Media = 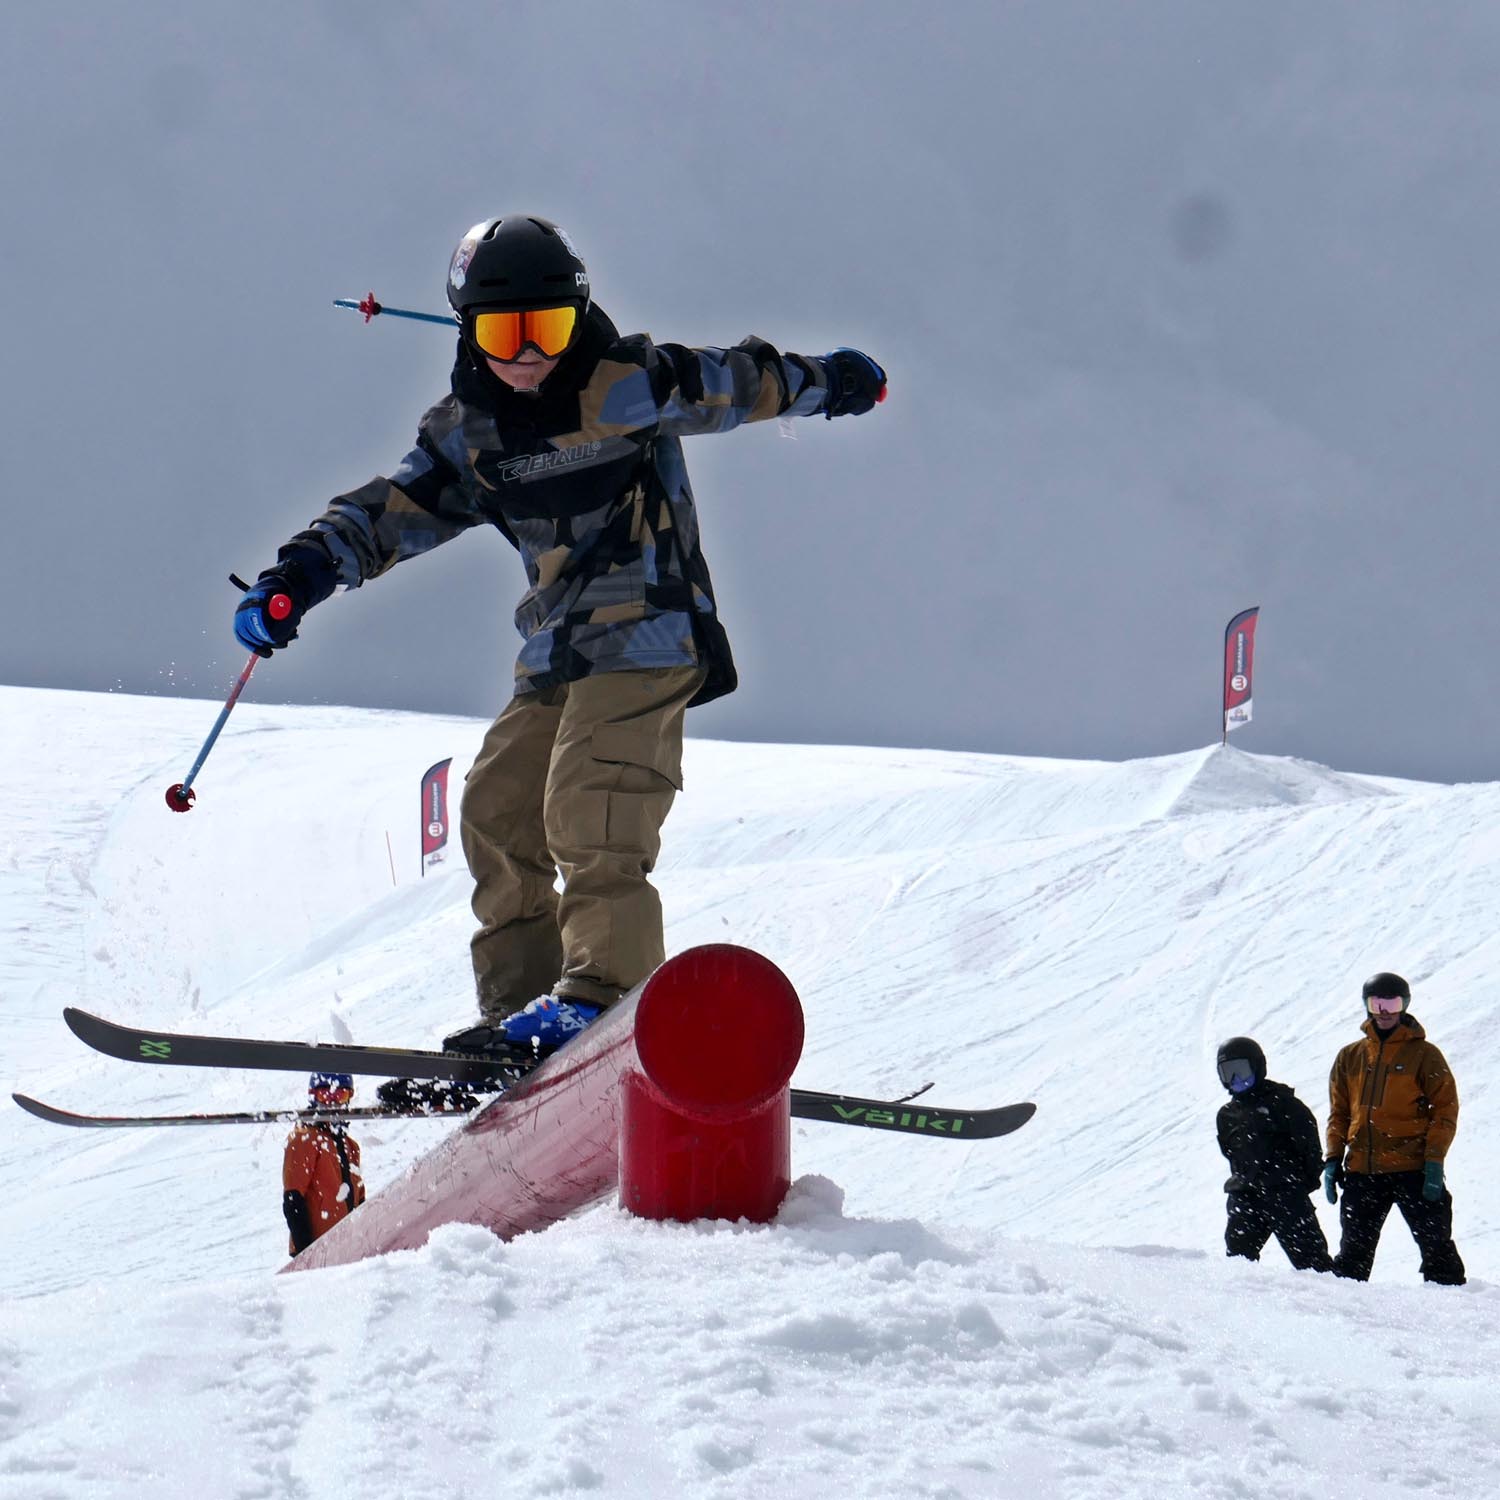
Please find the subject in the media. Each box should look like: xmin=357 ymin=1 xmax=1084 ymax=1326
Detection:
xmin=788 ymin=1092 xmax=1034 ymax=1139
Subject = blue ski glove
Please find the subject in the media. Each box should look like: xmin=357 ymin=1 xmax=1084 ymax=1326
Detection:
xmin=234 ymin=575 xmax=303 ymax=657
xmin=498 ymin=996 xmax=602 ymax=1052
xmin=819 ymin=348 xmax=887 ymax=419
xmin=1323 ymin=1158 xmax=1345 ymax=1204
xmin=232 ymin=542 xmax=338 ymax=657
xmin=1423 ymin=1159 xmax=1445 ymax=1202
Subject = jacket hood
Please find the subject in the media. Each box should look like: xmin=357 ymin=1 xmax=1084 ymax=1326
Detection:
xmin=1360 ymin=1013 xmax=1426 ymax=1044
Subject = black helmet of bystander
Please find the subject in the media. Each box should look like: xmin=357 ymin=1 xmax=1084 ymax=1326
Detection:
xmin=1215 ymin=1036 xmax=1266 ymax=1094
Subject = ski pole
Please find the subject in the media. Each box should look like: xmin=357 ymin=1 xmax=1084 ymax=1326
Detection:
xmin=333 ymin=291 xmax=458 ymax=328
xmin=165 ymin=578 xmax=292 ymax=813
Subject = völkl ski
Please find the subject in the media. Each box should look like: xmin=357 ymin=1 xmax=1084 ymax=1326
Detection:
xmin=45 ymin=1007 xmax=1037 ymax=1141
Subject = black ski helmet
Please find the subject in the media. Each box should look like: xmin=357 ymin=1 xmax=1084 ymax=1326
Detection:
xmin=1361 ymin=971 xmax=1411 ymax=1012
xmin=1215 ymin=1036 xmax=1266 ymax=1092
xmin=446 ymin=215 xmax=590 ymax=316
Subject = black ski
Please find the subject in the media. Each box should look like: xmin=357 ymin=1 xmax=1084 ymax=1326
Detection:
xmin=11 ymin=1093 xmax=473 ymax=1129
xmin=62 ymin=1006 xmax=532 ymax=1084
xmin=56 ymin=1008 xmax=1036 ymax=1141
xmin=789 ymin=1093 xmax=1035 ymax=1140
xmin=15 ymin=1088 xmax=1033 ymax=1139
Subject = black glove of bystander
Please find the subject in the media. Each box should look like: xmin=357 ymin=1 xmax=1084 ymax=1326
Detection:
xmin=283 ymin=1188 xmax=314 ymax=1254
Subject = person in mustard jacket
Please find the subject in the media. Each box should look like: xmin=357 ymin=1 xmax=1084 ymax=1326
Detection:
xmin=282 ymin=1072 xmax=366 ymax=1256
xmin=1323 ymin=972 xmax=1464 ymax=1285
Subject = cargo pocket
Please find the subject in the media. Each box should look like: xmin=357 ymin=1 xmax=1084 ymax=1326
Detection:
xmin=590 ymin=725 xmax=684 ymax=790
xmin=578 ymin=725 xmax=683 ymax=871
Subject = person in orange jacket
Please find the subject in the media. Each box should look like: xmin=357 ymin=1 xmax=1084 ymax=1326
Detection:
xmin=1323 ymin=972 xmax=1464 ymax=1285
xmin=283 ymin=1072 xmax=366 ymax=1256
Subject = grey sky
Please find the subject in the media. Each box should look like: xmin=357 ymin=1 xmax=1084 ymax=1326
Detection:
xmin=4 ymin=2 xmax=1498 ymax=783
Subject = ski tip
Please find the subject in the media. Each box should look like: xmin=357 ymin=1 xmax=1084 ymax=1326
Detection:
xmin=62 ymin=1008 xmax=139 ymax=1060
xmin=62 ymin=1008 xmax=97 ymax=1047
xmin=62 ymin=1007 xmax=113 ymax=1042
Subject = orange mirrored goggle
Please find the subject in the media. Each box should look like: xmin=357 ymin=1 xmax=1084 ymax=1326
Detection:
xmin=468 ymin=304 xmax=580 ymax=362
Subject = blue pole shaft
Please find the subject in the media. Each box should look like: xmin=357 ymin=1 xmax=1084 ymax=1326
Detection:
xmin=333 ymin=299 xmax=458 ymax=328
xmin=176 ymin=651 xmax=261 ymax=800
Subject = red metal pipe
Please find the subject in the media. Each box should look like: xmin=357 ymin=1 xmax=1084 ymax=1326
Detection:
xmin=623 ymin=944 xmax=803 ymax=1222
xmin=283 ymin=944 xmax=804 ymax=1272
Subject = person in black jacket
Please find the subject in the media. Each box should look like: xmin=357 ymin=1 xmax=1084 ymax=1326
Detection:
xmin=1215 ymin=1037 xmax=1331 ymax=1272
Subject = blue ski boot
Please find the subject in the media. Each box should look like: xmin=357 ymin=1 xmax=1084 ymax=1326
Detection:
xmin=443 ymin=996 xmax=601 ymax=1063
xmin=494 ymin=995 xmax=602 ymax=1054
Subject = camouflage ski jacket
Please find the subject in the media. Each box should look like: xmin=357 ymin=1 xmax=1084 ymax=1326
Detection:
xmin=1326 ymin=1015 xmax=1459 ymax=1173
xmin=282 ymin=306 xmax=831 ymax=707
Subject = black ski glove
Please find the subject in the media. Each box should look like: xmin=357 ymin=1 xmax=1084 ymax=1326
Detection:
xmin=283 ymin=1189 xmax=314 ymax=1254
xmin=819 ymin=347 xmax=887 ymax=418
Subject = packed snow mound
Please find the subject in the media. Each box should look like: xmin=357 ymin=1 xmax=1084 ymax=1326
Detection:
xmin=1156 ymin=744 xmax=1401 ymax=821
xmin=675 ymin=740 xmax=1392 ymax=861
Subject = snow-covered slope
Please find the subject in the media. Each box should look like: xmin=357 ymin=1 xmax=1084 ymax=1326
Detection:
xmin=2 ymin=686 xmax=1496 ymax=1498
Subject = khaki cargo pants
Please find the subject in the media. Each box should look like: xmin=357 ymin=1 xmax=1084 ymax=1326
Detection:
xmin=460 ymin=664 xmax=706 ymax=1020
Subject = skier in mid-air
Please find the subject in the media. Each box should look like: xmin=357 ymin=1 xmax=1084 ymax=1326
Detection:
xmin=233 ymin=215 xmax=885 ymax=1061
xmin=283 ymin=1072 xmax=365 ymax=1255
xmin=1214 ymin=1036 xmax=1331 ymax=1272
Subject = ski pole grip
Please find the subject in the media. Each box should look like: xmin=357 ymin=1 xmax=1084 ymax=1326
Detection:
xmin=229 ymin=574 xmax=292 ymax=621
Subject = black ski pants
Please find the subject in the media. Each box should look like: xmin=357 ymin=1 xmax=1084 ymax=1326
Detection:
xmin=1332 ymin=1169 xmax=1466 ymax=1285
xmin=1226 ymin=1187 xmax=1331 ymax=1271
